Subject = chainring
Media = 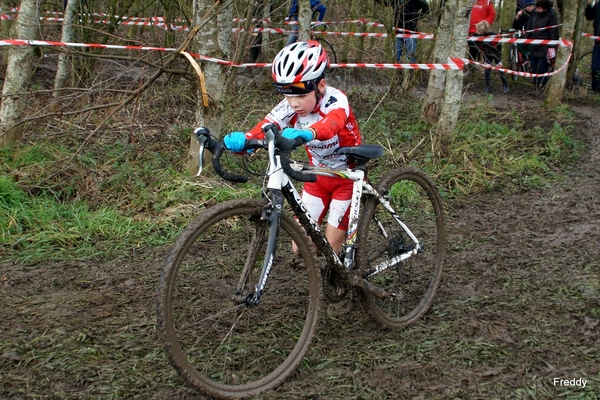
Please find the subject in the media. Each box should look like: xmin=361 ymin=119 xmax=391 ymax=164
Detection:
xmin=322 ymin=266 xmax=349 ymax=303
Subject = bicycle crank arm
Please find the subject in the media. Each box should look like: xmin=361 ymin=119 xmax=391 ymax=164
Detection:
xmin=346 ymin=274 xmax=400 ymax=301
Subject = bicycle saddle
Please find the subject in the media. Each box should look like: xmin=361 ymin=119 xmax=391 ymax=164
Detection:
xmin=335 ymin=144 xmax=383 ymax=159
xmin=335 ymin=144 xmax=384 ymax=161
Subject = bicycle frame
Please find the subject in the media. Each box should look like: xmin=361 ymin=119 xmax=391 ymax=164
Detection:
xmin=246 ymin=128 xmax=421 ymax=304
xmin=195 ymin=126 xmax=422 ymax=305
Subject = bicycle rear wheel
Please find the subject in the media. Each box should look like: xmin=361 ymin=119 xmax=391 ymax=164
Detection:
xmin=355 ymin=167 xmax=446 ymax=328
xmin=157 ymin=198 xmax=321 ymax=399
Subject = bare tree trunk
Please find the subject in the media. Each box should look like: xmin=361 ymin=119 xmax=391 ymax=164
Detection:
xmin=0 ymin=0 xmax=41 ymax=147
xmin=545 ymin=0 xmax=577 ymax=106
xmin=260 ymin=0 xmax=275 ymax=83
xmin=297 ymin=0 xmax=311 ymax=42
xmin=422 ymin=0 xmax=456 ymax=123
xmin=435 ymin=0 xmax=471 ymax=156
xmin=187 ymin=0 xmax=233 ymax=173
xmin=567 ymin=0 xmax=588 ymax=87
xmin=1 ymin=0 xmax=14 ymax=66
xmin=53 ymin=0 xmax=79 ymax=99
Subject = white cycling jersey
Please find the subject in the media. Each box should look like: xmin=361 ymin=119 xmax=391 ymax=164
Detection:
xmin=247 ymin=85 xmax=361 ymax=169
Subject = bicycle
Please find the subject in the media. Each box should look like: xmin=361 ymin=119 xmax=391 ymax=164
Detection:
xmin=573 ymin=50 xmax=593 ymax=87
xmin=156 ymin=124 xmax=446 ymax=399
xmin=314 ymin=32 xmax=338 ymax=64
xmin=508 ymin=29 xmax=531 ymax=81
xmin=286 ymin=21 xmax=338 ymax=63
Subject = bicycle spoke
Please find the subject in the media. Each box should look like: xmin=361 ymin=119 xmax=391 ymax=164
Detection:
xmin=157 ymin=199 xmax=321 ymax=398
xmin=356 ymin=167 xmax=446 ymax=328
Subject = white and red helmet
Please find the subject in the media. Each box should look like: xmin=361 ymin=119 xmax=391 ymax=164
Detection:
xmin=272 ymin=40 xmax=329 ymax=95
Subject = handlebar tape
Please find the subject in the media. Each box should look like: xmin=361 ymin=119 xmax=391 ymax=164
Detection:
xmin=262 ymin=124 xmax=318 ymax=183
xmin=195 ymin=127 xmax=248 ymax=183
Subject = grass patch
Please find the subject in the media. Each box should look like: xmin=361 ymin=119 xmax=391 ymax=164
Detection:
xmin=0 ymin=87 xmax=583 ymax=263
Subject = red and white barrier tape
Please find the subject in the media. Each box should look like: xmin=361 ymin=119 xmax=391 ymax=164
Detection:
xmin=581 ymin=32 xmax=600 ymax=41
xmin=5 ymin=9 xmax=597 ymax=45
xmin=231 ymin=27 xmax=435 ymax=39
xmin=0 ymin=38 xmax=467 ymax=70
xmin=3 ymin=36 xmax=580 ymax=77
xmin=467 ymin=36 xmax=572 ymax=47
xmin=461 ymin=48 xmax=572 ymax=79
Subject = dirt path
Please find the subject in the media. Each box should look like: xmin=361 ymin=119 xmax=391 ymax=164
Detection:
xmin=1 ymin=96 xmax=599 ymax=399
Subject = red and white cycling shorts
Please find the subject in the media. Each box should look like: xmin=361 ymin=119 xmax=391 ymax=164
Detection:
xmin=301 ymin=175 xmax=353 ymax=231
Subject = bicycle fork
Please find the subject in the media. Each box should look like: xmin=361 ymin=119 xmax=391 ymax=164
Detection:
xmin=239 ymin=148 xmax=288 ymax=306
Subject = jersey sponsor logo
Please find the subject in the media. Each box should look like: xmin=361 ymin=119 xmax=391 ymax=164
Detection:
xmin=309 ymin=136 xmax=339 ymax=150
xmin=324 ymin=96 xmax=338 ymax=108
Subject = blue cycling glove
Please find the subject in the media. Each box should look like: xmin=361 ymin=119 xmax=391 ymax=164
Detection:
xmin=223 ymin=132 xmax=247 ymax=153
xmin=282 ymin=128 xmax=315 ymax=142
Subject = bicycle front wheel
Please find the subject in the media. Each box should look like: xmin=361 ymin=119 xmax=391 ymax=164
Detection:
xmin=510 ymin=45 xmax=520 ymax=81
xmin=157 ymin=198 xmax=321 ymax=399
xmin=317 ymin=37 xmax=337 ymax=64
xmin=356 ymin=167 xmax=446 ymax=328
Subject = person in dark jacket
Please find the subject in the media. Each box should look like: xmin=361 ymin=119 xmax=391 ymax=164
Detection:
xmin=585 ymin=0 xmax=600 ymax=93
xmin=525 ymin=0 xmax=559 ymax=90
xmin=518 ymin=0 xmax=562 ymax=15
xmin=513 ymin=0 xmax=535 ymax=29
xmin=513 ymin=0 xmax=535 ymax=60
xmin=376 ymin=0 xmax=430 ymax=63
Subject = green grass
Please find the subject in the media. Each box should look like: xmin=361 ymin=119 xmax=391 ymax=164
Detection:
xmin=0 ymin=88 xmax=583 ymax=263
xmin=1 ymin=175 xmax=173 ymax=262
xmin=0 ymin=138 xmax=259 ymax=263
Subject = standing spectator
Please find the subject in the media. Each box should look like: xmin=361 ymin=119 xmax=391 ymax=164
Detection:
xmin=375 ymin=0 xmax=430 ymax=63
xmin=469 ymin=0 xmax=496 ymax=35
xmin=513 ymin=0 xmax=535 ymax=29
xmin=516 ymin=0 xmax=529 ymax=13
xmin=249 ymin=0 xmax=274 ymax=63
xmin=513 ymin=0 xmax=536 ymax=62
xmin=525 ymin=0 xmax=559 ymax=91
xmin=585 ymin=0 xmax=600 ymax=93
xmin=468 ymin=1 xmax=508 ymax=93
xmin=286 ymin=0 xmax=327 ymax=46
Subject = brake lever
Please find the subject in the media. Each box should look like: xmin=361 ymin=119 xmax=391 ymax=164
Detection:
xmin=193 ymin=127 xmax=209 ymax=177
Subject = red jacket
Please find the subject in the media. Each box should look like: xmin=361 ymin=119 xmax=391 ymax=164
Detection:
xmin=469 ymin=0 xmax=496 ymax=34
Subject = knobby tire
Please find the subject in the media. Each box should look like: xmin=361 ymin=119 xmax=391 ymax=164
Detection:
xmin=157 ymin=199 xmax=321 ymax=399
xmin=355 ymin=167 xmax=446 ymax=328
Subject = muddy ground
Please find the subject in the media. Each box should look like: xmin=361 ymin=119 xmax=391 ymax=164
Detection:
xmin=1 ymin=87 xmax=599 ymax=399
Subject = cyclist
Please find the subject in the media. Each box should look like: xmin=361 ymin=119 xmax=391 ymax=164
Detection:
xmin=286 ymin=0 xmax=327 ymax=46
xmin=223 ymin=41 xmax=362 ymax=254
